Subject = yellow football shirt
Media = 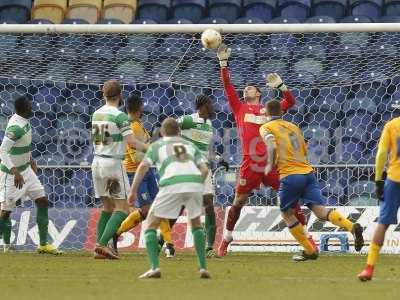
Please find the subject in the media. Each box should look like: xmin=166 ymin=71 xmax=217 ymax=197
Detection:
xmin=260 ymin=119 xmax=313 ymax=179
xmin=124 ymin=120 xmax=150 ymax=173
xmin=375 ymin=117 xmax=400 ymax=182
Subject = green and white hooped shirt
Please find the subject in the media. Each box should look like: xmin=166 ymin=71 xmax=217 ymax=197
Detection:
xmin=91 ymin=105 xmax=133 ymax=160
xmin=0 ymin=114 xmax=32 ymax=174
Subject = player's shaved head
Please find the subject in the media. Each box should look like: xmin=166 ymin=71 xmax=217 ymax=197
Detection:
xmin=14 ymin=95 xmax=32 ymax=118
xmin=161 ymin=117 xmax=180 ymax=137
xmin=266 ymin=100 xmax=282 ymax=117
xmin=126 ymin=93 xmax=143 ymax=113
xmin=103 ymin=79 xmax=122 ymax=102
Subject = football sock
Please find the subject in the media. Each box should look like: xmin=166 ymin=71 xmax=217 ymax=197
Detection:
xmin=327 ymin=210 xmax=354 ymax=232
xmin=226 ymin=205 xmax=242 ymax=232
xmin=159 ymin=219 xmax=178 ymax=247
xmin=289 ymin=221 xmax=315 ymax=255
xmin=145 ymin=229 xmax=159 ymax=270
xmin=294 ymin=203 xmax=306 ymax=225
xmin=367 ymin=242 xmax=381 ymax=267
xmin=1 ymin=216 xmax=11 ymax=245
xmin=99 ymin=211 xmax=128 ymax=246
xmin=205 ymin=209 xmax=216 ymax=249
xmin=96 ymin=211 xmax=111 ymax=244
xmin=0 ymin=217 xmax=4 ymax=239
xmin=192 ymin=227 xmax=206 ymax=270
xmin=37 ymin=207 xmax=49 ymax=246
xmin=116 ymin=210 xmax=142 ymax=236
xmin=159 ymin=219 xmax=172 ymax=245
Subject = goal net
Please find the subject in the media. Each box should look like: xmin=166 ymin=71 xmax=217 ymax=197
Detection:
xmin=0 ymin=24 xmax=399 ymax=253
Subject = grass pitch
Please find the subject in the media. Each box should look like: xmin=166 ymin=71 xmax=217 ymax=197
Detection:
xmin=0 ymin=251 xmax=399 ymax=300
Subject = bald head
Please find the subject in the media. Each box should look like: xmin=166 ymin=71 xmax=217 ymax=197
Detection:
xmin=102 ymin=80 xmax=122 ymax=104
xmin=161 ymin=118 xmax=180 ymax=137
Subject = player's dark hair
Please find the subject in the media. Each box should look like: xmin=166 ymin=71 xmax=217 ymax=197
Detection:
xmin=266 ymin=99 xmax=282 ymax=116
xmin=14 ymin=95 xmax=31 ymax=116
xmin=126 ymin=93 xmax=143 ymax=113
xmin=195 ymin=94 xmax=211 ymax=110
xmin=161 ymin=117 xmax=180 ymax=136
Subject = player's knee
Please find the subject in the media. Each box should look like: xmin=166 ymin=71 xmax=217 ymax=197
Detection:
xmin=234 ymin=193 xmax=248 ymax=207
xmin=34 ymin=197 xmax=48 ymax=208
xmin=190 ymin=216 xmax=202 ymax=229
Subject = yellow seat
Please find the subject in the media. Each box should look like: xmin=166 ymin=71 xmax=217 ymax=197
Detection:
xmin=103 ymin=0 xmax=137 ymax=24
xmin=32 ymin=0 xmax=67 ymax=24
xmin=67 ymin=0 xmax=103 ymax=24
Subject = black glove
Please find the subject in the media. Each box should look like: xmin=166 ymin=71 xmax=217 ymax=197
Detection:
xmin=218 ymin=159 xmax=230 ymax=171
xmin=375 ymin=180 xmax=385 ymax=201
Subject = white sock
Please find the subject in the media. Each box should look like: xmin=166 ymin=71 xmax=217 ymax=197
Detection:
xmin=224 ymin=230 xmax=233 ymax=241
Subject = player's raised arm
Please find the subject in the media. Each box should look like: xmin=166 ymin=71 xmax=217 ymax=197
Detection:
xmin=217 ymin=44 xmax=242 ymax=113
xmin=375 ymin=123 xmax=390 ymax=199
xmin=266 ymin=73 xmax=295 ymax=112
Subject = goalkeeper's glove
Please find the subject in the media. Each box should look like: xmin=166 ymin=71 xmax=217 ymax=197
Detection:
xmin=266 ymin=73 xmax=287 ymax=91
xmin=217 ymin=43 xmax=231 ymax=68
xmin=375 ymin=180 xmax=384 ymax=201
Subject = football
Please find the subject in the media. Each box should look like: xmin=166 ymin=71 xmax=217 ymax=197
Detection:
xmin=201 ymin=28 xmax=222 ymax=49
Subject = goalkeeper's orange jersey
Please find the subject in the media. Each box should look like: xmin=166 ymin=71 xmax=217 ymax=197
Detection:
xmin=376 ymin=117 xmax=400 ymax=182
xmin=259 ymin=118 xmax=313 ymax=179
xmin=124 ymin=120 xmax=150 ymax=173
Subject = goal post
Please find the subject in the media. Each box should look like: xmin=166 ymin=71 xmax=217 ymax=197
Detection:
xmin=0 ymin=23 xmax=399 ymax=253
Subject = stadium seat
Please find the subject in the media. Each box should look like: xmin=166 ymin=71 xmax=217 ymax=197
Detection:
xmin=63 ymin=18 xmax=90 ymax=24
xmin=167 ymin=17 xmax=193 ymax=24
xmin=305 ymin=15 xmax=336 ymax=23
xmin=258 ymin=60 xmax=288 ymax=79
xmin=269 ymin=16 xmax=300 ymax=23
xmin=134 ymin=18 xmax=158 ymax=24
xmin=231 ymin=44 xmax=256 ymax=61
xmin=243 ymin=0 xmax=277 ymax=23
xmin=32 ymin=0 xmax=67 ymax=24
xmin=293 ymin=43 xmax=326 ymax=61
xmin=199 ymin=17 xmax=229 ymax=23
xmin=348 ymin=180 xmax=376 ymax=205
xmin=312 ymin=0 xmax=347 ymax=20
xmin=379 ymin=15 xmax=400 ymax=22
xmin=0 ymin=0 xmax=31 ymax=24
xmin=172 ymin=0 xmax=206 ymax=23
xmin=209 ymin=0 xmax=242 ymax=23
xmin=0 ymin=33 xmax=17 ymax=65
xmin=338 ymin=138 xmax=366 ymax=164
xmin=292 ymin=58 xmax=324 ymax=85
xmin=383 ymin=0 xmax=400 ymax=16
xmin=103 ymin=0 xmax=137 ymax=24
xmin=303 ymin=126 xmax=330 ymax=164
xmin=27 ymin=18 xmax=54 ymax=24
xmin=340 ymin=15 xmax=373 ymax=22
xmin=97 ymin=18 xmax=125 ymax=24
xmin=350 ymin=0 xmax=383 ymax=20
xmin=67 ymin=0 xmax=102 ymax=24
xmin=278 ymin=0 xmax=311 ymax=22
xmin=234 ymin=16 xmax=265 ymax=23
xmin=116 ymin=43 xmax=149 ymax=63
xmin=138 ymin=0 xmax=170 ymax=23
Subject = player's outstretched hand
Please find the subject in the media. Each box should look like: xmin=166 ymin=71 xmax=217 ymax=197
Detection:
xmin=127 ymin=191 xmax=138 ymax=206
xmin=217 ymin=43 xmax=231 ymax=68
xmin=375 ymin=180 xmax=384 ymax=200
xmin=266 ymin=73 xmax=287 ymax=91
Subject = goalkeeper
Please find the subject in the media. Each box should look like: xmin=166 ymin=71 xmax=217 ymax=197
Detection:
xmin=216 ymin=44 xmax=316 ymax=258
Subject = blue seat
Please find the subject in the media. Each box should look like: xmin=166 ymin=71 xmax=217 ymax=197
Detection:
xmin=305 ymin=15 xmax=336 ymax=23
xmin=350 ymin=0 xmax=383 ymax=20
xmin=340 ymin=15 xmax=373 ymax=22
xmin=384 ymin=0 xmax=400 ymax=16
xmin=138 ymin=0 xmax=171 ymax=23
xmin=167 ymin=17 xmax=193 ymax=24
xmin=292 ymin=58 xmax=324 ymax=85
xmin=278 ymin=0 xmax=311 ymax=21
xmin=0 ymin=0 xmax=31 ymax=24
xmin=172 ymin=0 xmax=206 ymax=23
xmin=258 ymin=59 xmax=288 ymax=78
xmin=234 ymin=16 xmax=265 ymax=23
xmin=343 ymin=97 xmax=377 ymax=116
xmin=243 ymin=0 xmax=277 ymax=22
xmin=199 ymin=17 xmax=229 ymax=23
xmin=134 ymin=18 xmax=158 ymax=24
xmin=97 ymin=18 xmax=125 ymax=24
xmin=312 ymin=0 xmax=347 ymax=20
xmin=269 ymin=16 xmax=300 ymax=23
xmin=338 ymin=138 xmax=366 ymax=164
xmin=0 ymin=34 xmax=17 ymax=64
xmin=209 ymin=0 xmax=242 ymax=23
xmin=116 ymin=44 xmax=149 ymax=63
xmin=293 ymin=43 xmax=327 ymax=61
xmin=379 ymin=15 xmax=400 ymax=22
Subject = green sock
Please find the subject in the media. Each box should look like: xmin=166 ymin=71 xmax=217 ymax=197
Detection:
xmin=2 ymin=217 xmax=11 ymax=245
xmin=97 ymin=211 xmax=112 ymax=244
xmin=0 ymin=217 xmax=4 ymax=239
xmin=145 ymin=229 xmax=160 ymax=270
xmin=99 ymin=211 xmax=127 ymax=246
xmin=37 ymin=207 xmax=48 ymax=246
xmin=192 ymin=227 xmax=206 ymax=270
xmin=205 ymin=210 xmax=216 ymax=249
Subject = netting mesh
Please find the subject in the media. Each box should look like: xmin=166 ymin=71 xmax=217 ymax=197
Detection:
xmin=0 ymin=29 xmax=399 ymax=250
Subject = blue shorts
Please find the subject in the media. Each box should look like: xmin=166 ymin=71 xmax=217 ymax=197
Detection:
xmin=279 ymin=173 xmax=325 ymax=212
xmin=379 ymin=179 xmax=400 ymax=225
xmin=128 ymin=169 xmax=159 ymax=208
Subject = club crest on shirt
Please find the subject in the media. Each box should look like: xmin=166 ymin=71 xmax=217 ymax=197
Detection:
xmin=239 ymin=178 xmax=247 ymax=186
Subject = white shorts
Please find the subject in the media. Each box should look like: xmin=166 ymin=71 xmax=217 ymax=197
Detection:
xmin=92 ymin=157 xmax=130 ymax=199
xmin=149 ymin=192 xmax=203 ymax=219
xmin=0 ymin=167 xmax=45 ymax=211
xmin=203 ymin=171 xmax=214 ymax=195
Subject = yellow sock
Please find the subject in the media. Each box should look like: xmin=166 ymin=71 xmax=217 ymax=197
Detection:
xmin=116 ymin=210 xmax=142 ymax=235
xmin=289 ymin=222 xmax=315 ymax=254
xmin=328 ymin=210 xmax=354 ymax=232
xmin=159 ymin=219 xmax=173 ymax=245
xmin=367 ymin=243 xmax=381 ymax=267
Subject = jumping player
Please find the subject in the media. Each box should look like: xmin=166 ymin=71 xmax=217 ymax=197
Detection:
xmin=216 ymin=44 xmax=313 ymax=257
xmin=260 ymin=100 xmax=364 ymax=261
